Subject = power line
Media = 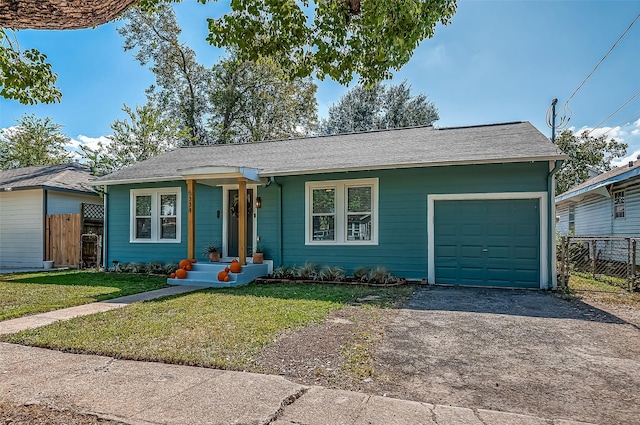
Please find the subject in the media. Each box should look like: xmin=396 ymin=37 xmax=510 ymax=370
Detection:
xmin=563 ymin=12 xmax=640 ymax=108
xmin=588 ymin=89 xmax=640 ymax=136
xmin=600 ymin=110 xmax=640 ymax=137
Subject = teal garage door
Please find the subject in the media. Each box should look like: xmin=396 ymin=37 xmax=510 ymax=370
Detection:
xmin=434 ymin=199 xmax=540 ymax=288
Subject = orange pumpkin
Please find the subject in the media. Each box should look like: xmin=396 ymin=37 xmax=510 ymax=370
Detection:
xmin=217 ymin=270 xmax=228 ymax=281
xmin=224 ymin=276 xmax=230 ymax=282
xmin=230 ymin=260 xmax=242 ymax=273
xmin=170 ymin=272 xmax=176 ymax=279
xmin=185 ymin=263 xmax=193 ymax=271
xmin=179 ymin=259 xmax=191 ymax=269
xmin=176 ymin=268 xmax=187 ymax=279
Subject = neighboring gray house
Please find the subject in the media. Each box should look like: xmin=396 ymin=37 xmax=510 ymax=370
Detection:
xmin=556 ymin=159 xmax=640 ymax=237
xmin=0 ymin=163 xmax=101 ymax=269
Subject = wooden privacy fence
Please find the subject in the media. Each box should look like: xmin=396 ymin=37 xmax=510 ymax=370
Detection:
xmin=46 ymin=203 xmax=104 ymax=268
xmin=47 ymin=213 xmax=81 ymax=267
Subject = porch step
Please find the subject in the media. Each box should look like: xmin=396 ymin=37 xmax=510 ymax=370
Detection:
xmin=167 ymin=262 xmax=270 ymax=288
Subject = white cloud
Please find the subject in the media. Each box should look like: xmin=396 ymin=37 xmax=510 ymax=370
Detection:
xmin=65 ymin=134 xmax=111 ymax=162
xmin=612 ymin=149 xmax=640 ymax=167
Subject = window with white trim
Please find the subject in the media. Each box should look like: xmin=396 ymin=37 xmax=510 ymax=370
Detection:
xmin=614 ymin=190 xmax=625 ymax=219
xmin=306 ymin=178 xmax=378 ymax=245
xmin=568 ymin=205 xmax=575 ymax=233
xmin=130 ymin=188 xmax=181 ymax=242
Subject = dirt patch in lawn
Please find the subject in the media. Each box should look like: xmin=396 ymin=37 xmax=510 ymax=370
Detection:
xmin=255 ymin=286 xmax=640 ymax=425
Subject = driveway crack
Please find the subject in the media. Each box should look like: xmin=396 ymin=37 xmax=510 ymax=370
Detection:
xmin=263 ymin=386 xmax=309 ymax=425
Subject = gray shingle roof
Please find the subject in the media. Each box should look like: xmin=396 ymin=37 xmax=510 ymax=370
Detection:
xmin=0 ymin=163 xmax=97 ymax=194
xmin=95 ymin=121 xmax=565 ymax=184
xmin=556 ymin=159 xmax=640 ymax=200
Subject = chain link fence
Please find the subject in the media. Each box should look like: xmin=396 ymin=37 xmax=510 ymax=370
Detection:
xmin=557 ymin=236 xmax=640 ymax=291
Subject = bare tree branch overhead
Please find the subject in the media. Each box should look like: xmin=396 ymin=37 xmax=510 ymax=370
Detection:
xmin=0 ymin=0 xmax=138 ymax=30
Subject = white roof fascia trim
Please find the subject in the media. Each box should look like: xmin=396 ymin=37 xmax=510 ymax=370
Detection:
xmin=555 ymin=167 xmax=640 ymax=202
xmin=260 ymin=155 xmax=567 ymax=177
xmin=92 ymin=176 xmax=183 ymax=186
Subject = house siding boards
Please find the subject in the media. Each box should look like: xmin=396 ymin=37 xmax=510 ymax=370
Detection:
xmin=47 ymin=191 xmax=101 ymax=215
xmin=612 ymin=183 xmax=640 ymax=236
xmin=106 ymin=182 xmax=224 ymax=265
xmin=0 ymin=190 xmax=44 ymax=268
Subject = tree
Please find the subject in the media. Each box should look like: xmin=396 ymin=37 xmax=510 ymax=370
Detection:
xmin=209 ymin=56 xmax=317 ymax=143
xmin=0 ymin=114 xmax=72 ymax=169
xmin=120 ymin=6 xmax=318 ymax=145
xmin=1 ymin=0 xmax=457 ymax=103
xmin=0 ymin=29 xmax=61 ymax=105
xmin=119 ymin=5 xmax=211 ymax=145
xmin=320 ymin=81 xmax=439 ymax=134
xmin=81 ymin=103 xmax=186 ymax=175
xmin=555 ymin=130 xmax=628 ymax=195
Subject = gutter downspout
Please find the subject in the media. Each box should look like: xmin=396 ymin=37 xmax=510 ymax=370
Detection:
xmin=269 ymin=176 xmax=283 ymax=267
xmin=548 ymin=159 xmax=563 ymax=289
xmin=43 ymin=189 xmax=48 ymax=263
xmin=103 ymin=185 xmax=108 ymax=270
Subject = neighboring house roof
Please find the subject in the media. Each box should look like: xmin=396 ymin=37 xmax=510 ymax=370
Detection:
xmin=555 ymin=159 xmax=640 ymax=203
xmin=94 ymin=121 xmax=565 ymax=185
xmin=0 ymin=163 xmax=98 ymax=195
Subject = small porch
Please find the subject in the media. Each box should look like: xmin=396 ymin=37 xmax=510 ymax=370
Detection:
xmin=173 ymin=165 xmax=268 ymax=287
xmin=168 ymin=261 xmax=272 ymax=287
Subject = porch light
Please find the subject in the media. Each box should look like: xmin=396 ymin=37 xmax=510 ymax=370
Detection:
xmin=256 ymin=197 xmax=262 ymax=208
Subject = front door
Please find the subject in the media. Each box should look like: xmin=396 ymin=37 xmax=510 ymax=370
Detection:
xmin=227 ymin=189 xmax=254 ymax=257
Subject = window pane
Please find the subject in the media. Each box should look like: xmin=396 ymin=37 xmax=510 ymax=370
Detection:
xmin=313 ymin=188 xmax=335 ymax=214
xmin=136 ymin=195 xmax=152 ymax=216
xmin=347 ymin=214 xmax=372 ymax=240
xmin=136 ymin=218 xmax=152 ymax=239
xmin=160 ymin=217 xmax=177 ymax=239
xmin=312 ymin=215 xmax=335 ymax=241
xmin=161 ymin=194 xmax=177 ymax=216
xmin=347 ymin=186 xmax=371 ymax=213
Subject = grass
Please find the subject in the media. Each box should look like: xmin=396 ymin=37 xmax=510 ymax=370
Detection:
xmin=0 ymin=270 xmax=168 ymax=321
xmin=1 ymin=283 xmax=414 ymax=371
xmin=566 ymin=272 xmax=640 ymax=308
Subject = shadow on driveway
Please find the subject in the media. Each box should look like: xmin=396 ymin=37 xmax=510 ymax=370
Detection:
xmin=403 ymin=285 xmax=627 ymax=324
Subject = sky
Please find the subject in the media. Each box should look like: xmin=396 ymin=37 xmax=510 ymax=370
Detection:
xmin=1 ymin=0 xmax=639 ymax=164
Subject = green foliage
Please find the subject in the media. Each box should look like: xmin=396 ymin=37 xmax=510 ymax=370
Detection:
xmin=119 ymin=5 xmax=318 ymax=145
xmin=318 ymin=266 xmax=346 ymax=282
xmin=556 ymin=130 xmax=628 ymax=195
xmin=119 ymin=5 xmax=212 ymax=145
xmin=320 ymin=81 xmax=439 ymax=134
xmin=210 ymin=55 xmax=318 ymax=143
xmin=81 ymin=103 xmax=184 ymax=175
xmin=0 ymin=114 xmax=72 ymax=170
xmin=297 ymin=263 xmax=319 ymax=280
xmin=203 ymin=0 xmax=457 ymax=86
xmin=0 ymin=29 xmax=61 ymax=104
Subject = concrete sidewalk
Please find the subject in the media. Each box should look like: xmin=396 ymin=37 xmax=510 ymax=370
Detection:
xmin=0 ymin=343 xmax=595 ymax=425
xmin=0 ymin=285 xmax=204 ymax=335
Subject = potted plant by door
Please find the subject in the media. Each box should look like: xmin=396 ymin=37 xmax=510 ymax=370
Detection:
xmin=203 ymin=243 xmax=220 ymax=262
xmin=252 ymin=242 xmax=264 ymax=264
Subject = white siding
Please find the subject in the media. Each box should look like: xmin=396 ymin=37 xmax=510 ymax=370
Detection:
xmin=47 ymin=191 xmax=101 ymax=215
xmin=574 ymin=194 xmax=611 ymax=236
xmin=0 ymin=190 xmax=44 ymax=268
xmin=556 ymin=203 xmax=570 ymax=235
xmin=612 ymin=184 xmax=640 ymax=236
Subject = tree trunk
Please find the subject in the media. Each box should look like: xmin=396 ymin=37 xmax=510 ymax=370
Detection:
xmin=1 ymin=0 xmax=138 ymax=30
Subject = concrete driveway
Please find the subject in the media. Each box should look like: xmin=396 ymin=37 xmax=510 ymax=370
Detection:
xmin=365 ymin=286 xmax=640 ymax=425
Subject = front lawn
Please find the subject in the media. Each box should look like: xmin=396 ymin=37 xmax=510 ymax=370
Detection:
xmin=0 ymin=283 xmax=414 ymax=370
xmin=0 ymin=270 xmax=167 ymax=321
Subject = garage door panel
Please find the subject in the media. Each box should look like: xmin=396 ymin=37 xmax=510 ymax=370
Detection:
xmin=434 ymin=198 xmax=540 ymax=288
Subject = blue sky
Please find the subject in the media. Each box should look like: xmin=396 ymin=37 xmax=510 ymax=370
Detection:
xmin=1 ymin=0 xmax=639 ymax=164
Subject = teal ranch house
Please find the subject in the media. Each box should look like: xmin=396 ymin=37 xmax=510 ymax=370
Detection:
xmin=94 ymin=122 xmax=565 ymax=289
